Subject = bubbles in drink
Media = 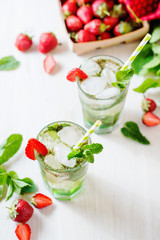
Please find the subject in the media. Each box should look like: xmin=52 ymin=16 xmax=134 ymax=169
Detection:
xmin=81 ymin=59 xmax=101 ymax=76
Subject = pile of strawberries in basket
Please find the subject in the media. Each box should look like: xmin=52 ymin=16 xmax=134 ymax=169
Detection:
xmin=61 ymin=0 xmax=142 ymax=43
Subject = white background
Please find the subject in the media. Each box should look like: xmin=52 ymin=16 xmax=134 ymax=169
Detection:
xmin=0 ymin=0 xmax=160 ymax=239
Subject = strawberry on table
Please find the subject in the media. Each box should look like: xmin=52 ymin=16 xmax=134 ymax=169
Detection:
xmin=98 ymin=31 xmax=111 ymax=40
xmin=84 ymin=19 xmax=108 ymax=35
xmin=31 ymin=193 xmax=53 ymax=209
xmin=142 ymin=112 xmax=160 ymax=127
xmin=15 ymin=223 xmax=31 ymax=240
xmin=91 ymin=0 xmax=112 ymax=18
xmin=67 ymin=68 xmax=88 ymax=82
xmin=15 ymin=34 xmax=32 ymax=52
xmin=103 ymin=16 xmax=119 ymax=31
xmin=44 ymin=56 xmax=56 ymax=74
xmin=75 ymin=29 xmax=96 ymax=42
xmin=77 ymin=5 xmax=93 ymax=24
xmin=113 ymin=21 xmax=133 ymax=36
xmin=9 ymin=199 xmax=34 ymax=223
xmin=66 ymin=15 xmax=83 ymax=31
xmin=62 ymin=0 xmax=77 ymax=18
xmin=142 ymin=98 xmax=157 ymax=112
xmin=25 ymin=138 xmax=48 ymax=160
xmin=38 ymin=32 xmax=58 ymax=54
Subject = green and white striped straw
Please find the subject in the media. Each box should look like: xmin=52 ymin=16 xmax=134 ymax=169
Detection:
xmin=73 ymin=120 xmax=102 ymax=150
xmin=121 ymin=33 xmax=151 ymax=71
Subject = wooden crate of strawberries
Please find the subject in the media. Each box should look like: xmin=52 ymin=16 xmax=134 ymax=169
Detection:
xmin=57 ymin=0 xmax=149 ymax=55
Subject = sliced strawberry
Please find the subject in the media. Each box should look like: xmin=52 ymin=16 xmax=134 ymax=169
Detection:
xmin=142 ymin=98 xmax=157 ymax=112
xmin=25 ymin=138 xmax=48 ymax=160
xmin=15 ymin=223 xmax=31 ymax=240
xmin=67 ymin=68 xmax=88 ymax=82
xmin=44 ymin=56 xmax=56 ymax=74
xmin=31 ymin=193 xmax=53 ymax=209
xmin=142 ymin=112 xmax=160 ymax=127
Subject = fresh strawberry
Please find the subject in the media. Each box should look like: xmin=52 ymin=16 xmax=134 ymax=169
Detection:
xmin=76 ymin=0 xmax=94 ymax=6
xmin=38 ymin=32 xmax=58 ymax=54
xmin=84 ymin=19 xmax=108 ymax=35
xmin=31 ymin=193 xmax=53 ymax=209
xmin=15 ymin=223 xmax=31 ymax=240
xmin=77 ymin=5 xmax=93 ymax=24
xmin=98 ymin=31 xmax=111 ymax=40
xmin=66 ymin=15 xmax=83 ymax=31
xmin=92 ymin=0 xmax=113 ymax=18
xmin=67 ymin=68 xmax=88 ymax=82
xmin=15 ymin=34 xmax=32 ymax=52
xmin=44 ymin=56 xmax=56 ymax=74
xmin=103 ymin=16 xmax=119 ymax=31
xmin=75 ymin=29 xmax=96 ymax=42
xmin=142 ymin=112 xmax=160 ymax=127
xmin=113 ymin=21 xmax=133 ymax=36
xmin=25 ymin=138 xmax=48 ymax=160
xmin=142 ymin=98 xmax=157 ymax=112
xmin=62 ymin=0 xmax=77 ymax=18
xmin=9 ymin=199 xmax=34 ymax=223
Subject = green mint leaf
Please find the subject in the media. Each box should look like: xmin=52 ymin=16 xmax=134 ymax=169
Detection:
xmin=0 ymin=56 xmax=20 ymax=71
xmin=0 ymin=185 xmax=4 ymax=199
xmin=121 ymin=121 xmax=150 ymax=145
xmin=6 ymin=180 xmax=14 ymax=201
xmin=47 ymin=123 xmax=71 ymax=133
xmin=0 ymin=134 xmax=23 ymax=164
xmin=84 ymin=150 xmax=94 ymax=163
xmin=12 ymin=179 xmax=31 ymax=188
xmin=157 ymin=69 xmax=160 ymax=76
xmin=132 ymin=44 xmax=153 ymax=74
xmin=152 ymin=43 xmax=160 ymax=55
xmin=8 ymin=171 xmax=19 ymax=179
xmin=82 ymin=143 xmax=103 ymax=154
xmin=0 ymin=166 xmax=7 ymax=185
xmin=13 ymin=183 xmax=21 ymax=194
xmin=20 ymin=178 xmax=36 ymax=194
xmin=150 ymin=25 xmax=160 ymax=43
xmin=116 ymin=68 xmax=134 ymax=89
xmin=143 ymin=56 xmax=160 ymax=69
xmin=134 ymin=78 xmax=160 ymax=93
xmin=67 ymin=149 xmax=83 ymax=160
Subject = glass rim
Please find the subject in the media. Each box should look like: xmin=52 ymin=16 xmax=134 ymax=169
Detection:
xmin=77 ymin=54 xmax=128 ymax=101
xmin=36 ymin=120 xmax=91 ymax=173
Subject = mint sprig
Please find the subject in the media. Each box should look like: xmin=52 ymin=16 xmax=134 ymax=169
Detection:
xmin=134 ymin=78 xmax=160 ymax=93
xmin=113 ymin=68 xmax=134 ymax=89
xmin=0 ymin=56 xmax=20 ymax=71
xmin=67 ymin=143 xmax=103 ymax=163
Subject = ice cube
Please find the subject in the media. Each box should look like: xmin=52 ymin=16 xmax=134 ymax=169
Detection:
xmin=101 ymin=68 xmax=117 ymax=84
xmin=105 ymin=60 xmax=120 ymax=72
xmin=80 ymin=76 xmax=107 ymax=95
xmin=44 ymin=154 xmax=62 ymax=170
xmin=145 ymin=87 xmax=160 ymax=107
xmin=96 ymin=87 xmax=120 ymax=99
xmin=58 ymin=125 xmax=83 ymax=147
xmin=38 ymin=131 xmax=59 ymax=151
xmin=54 ymin=142 xmax=76 ymax=168
xmin=81 ymin=59 xmax=101 ymax=77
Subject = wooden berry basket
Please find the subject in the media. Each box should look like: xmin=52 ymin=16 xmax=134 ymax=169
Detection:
xmin=56 ymin=0 xmax=150 ymax=55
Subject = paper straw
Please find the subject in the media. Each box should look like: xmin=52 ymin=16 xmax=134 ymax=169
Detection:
xmin=121 ymin=33 xmax=151 ymax=71
xmin=73 ymin=120 xmax=102 ymax=150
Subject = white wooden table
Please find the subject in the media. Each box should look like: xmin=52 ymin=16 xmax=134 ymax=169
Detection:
xmin=0 ymin=1 xmax=160 ymax=240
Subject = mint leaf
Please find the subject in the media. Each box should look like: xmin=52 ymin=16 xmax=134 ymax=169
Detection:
xmin=0 ymin=185 xmax=4 ymax=198
xmin=121 ymin=121 xmax=150 ymax=145
xmin=115 ymin=68 xmax=134 ymax=89
xmin=12 ymin=179 xmax=31 ymax=188
xmin=8 ymin=171 xmax=19 ymax=179
xmin=82 ymin=143 xmax=103 ymax=154
xmin=143 ymin=56 xmax=160 ymax=69
xmin=68 ymin=149 xmax=83 ymax=160
xmin=132 ymin=44 xmax=153 ymax=74
xmin=0 ymin=56 xmax=20 ymax=71
xmin=84 ymin=150 xmax=94 ymax=163
xmin=20 ymin=178 xmax=36 ymax=194
xmin=152 ymin=43 xmax=160 ymax=55
xmin=150 ymin=26 xmax=160 ymax=43
xmin=134 ymin=78 xmax=160 ymax=93
xmin=47 ymin=123 xmax=71 ymax=133
xmin=6 ymin=180 xmax=14 ymax=201
xmin=0 ymin=134 xmax=22 ymax=164
xmin=0 ymin=166 xmax=7 ymax=185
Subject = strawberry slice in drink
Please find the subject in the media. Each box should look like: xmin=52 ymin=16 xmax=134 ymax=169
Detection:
xmin=25 ymin=138 xmax=48 ymax=160
xmin=67 ymin=68 xmax=88 ymax=82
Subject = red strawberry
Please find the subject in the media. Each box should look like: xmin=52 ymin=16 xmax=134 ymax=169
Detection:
xmin=31 ymin=193 xmax=53 ymax=209
xmin=44 ymin=56 xmax=56 ymax=74
xmin=113 ymin=21 xmax=133 ymax=36
xmin=75 ymin=29 xmax=96 ymax=42
xmin=77 ymin=5 xmax=93 ymax=24
xmin=67 ymin=68 xmax=88 ymax=82
xmin=142 ymin=112 xmax=160 ymax=127
xmin=76 ymin=0 xmax=94 ymax=6
xmin=9 ymin=199 xmax=34 ymax=223
xmin=113 ymin=4 xmax=128 ymax=19
xmin=92 ymin=0 xmax=112 ymax=18
xmin=103 ymin=16 xmax=119 ymax=31
xmin=84 ymin=19 xmax=108 ymax=35
xmin=142 ymin=98 xmax=157 ymax=112
xmin=62 ymin=0 xmax=77 ymax=18
xmin=66 ymin=15 xmax=83 ymax=31
xmin=38 ymin=32 xmax=58 ymax=54
xmin=15 ymin=223 xmax=31 ymax=240
xmin=98 ymin=31 xmax=111 ymax=40
xmin=15 ymin=34 xmax=32 ymax=52
xmin=25 ymin=138 xmax=48 ymax=160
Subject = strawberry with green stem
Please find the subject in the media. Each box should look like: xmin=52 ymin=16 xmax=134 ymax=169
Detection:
xmin=62 ymin=0 xmax=77 ymax=18
xmin=142 ymin=98 xmax=157 ymax=112
xmin=92 ymin=0 xmax=113 ymax=18
xmin=113 ymin=21 xmax=133 ymax=36
xmin=84 ymin=19 xmax=108 ymax=35
xmin=77 ymin=5 xmax=93 ymax=24
xmin=38 ymin=32 xmax=58 ymax=54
